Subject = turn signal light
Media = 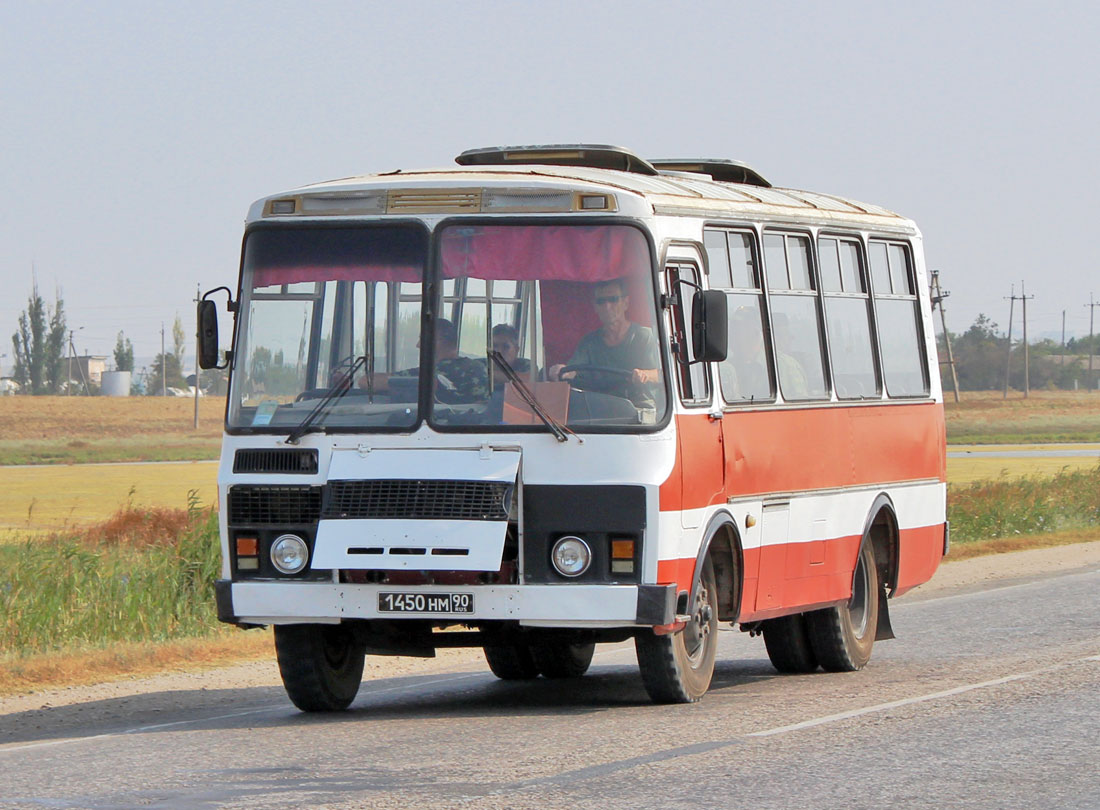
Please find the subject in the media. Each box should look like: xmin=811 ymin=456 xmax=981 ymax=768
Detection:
xmin=236 ymin=536 xmax=259 ymax=556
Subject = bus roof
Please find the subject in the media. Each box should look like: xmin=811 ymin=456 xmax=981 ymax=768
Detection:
xmin=251 ymin=147 xmax=913 ymax=232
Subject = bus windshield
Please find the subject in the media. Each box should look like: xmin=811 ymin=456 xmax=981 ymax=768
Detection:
xmin=228 ymin=222 xmax=667 ymax=433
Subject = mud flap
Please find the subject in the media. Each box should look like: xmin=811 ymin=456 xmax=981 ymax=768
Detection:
xmin=875 ymin=583 xmax=895 ymax=641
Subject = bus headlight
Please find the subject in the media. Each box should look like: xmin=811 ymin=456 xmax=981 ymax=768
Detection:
xmin=271 ymin=534 xmax=309 ymax=574
xmin=551 ymin=536 xmax=591 ymax=578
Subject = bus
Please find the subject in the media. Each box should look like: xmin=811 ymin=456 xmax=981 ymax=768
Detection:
xmin=199 ymin=144 xmax=947 ymax=711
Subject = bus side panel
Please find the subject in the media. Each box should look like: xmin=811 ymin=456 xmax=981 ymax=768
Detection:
xmin=894 ymin=523 xmax=946 ymax=596
xmin=722 ymin=402 xmax=945 ymax=497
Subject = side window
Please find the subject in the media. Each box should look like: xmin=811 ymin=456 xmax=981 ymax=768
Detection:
xmin=703 ymin=230 xmax=731 ymax=288
xmin=870 ymin=239 xmax=929 ymax=397
xmin=819 ymin=237 xmax=879 ymax=399
xmin=763 ymin=233 xmax=828 ymax=400
xmin=708 ymin=230 xmax=774 ymax=404
xmin=667 ymin=263 xmax=710 ymax=405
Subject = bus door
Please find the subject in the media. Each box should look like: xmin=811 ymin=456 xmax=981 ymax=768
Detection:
xmin=665 ymin=257 xmax=723 ymax=530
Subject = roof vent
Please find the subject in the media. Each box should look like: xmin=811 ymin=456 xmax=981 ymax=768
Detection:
xmin=649 ymin=159 xmax=771 ymax=188
xmin=456 ymin=144 xmax=659 ymax=176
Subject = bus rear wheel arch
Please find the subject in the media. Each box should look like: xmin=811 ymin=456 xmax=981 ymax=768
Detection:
xmin=805 ymin=539 xmax=880 ymax=671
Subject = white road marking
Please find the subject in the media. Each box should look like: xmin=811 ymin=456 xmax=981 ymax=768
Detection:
xmin=747 ymin=654 xmax=1099 ymax=738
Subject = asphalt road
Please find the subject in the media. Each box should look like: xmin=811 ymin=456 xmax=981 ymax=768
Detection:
xmin=1 ymin=564 xmax=1097 ymax=810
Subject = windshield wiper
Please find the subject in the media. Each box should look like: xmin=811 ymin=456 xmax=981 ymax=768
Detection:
xmin=285 ymin=355 xmax=367 ymax=445
xmin=488 ymin=351 xmax=580 ymax=444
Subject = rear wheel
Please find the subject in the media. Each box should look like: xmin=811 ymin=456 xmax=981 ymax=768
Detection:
xmin=806 ymin=541 xmax=879 ymax=671
xmin=483 ymin=643 xmax=540 ymax=680
xmin=635 ymin=557 xmax=719 ymax=703
xmin=762 ymin=613 xmax=819 ymax=674
xmin=274 ymin=624 xmax=366 ymax=712
xmin=530 ymin=639 xmax=596 ymax=678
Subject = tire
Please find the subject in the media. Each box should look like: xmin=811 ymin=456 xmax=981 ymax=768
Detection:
xmin=806 ymin=541 xmax=879 ymax=672
xmin=483 ymin=643 xmax=540 ymax=680
xmin=635 ymin=557 xmax=719 ymax=703
xmin=530 ymin=639 xmax=596 ymax=679
xmin=762 ymin=613 xmax=819 ymax=674
xmin=274 ymin=623 xmax=366 ymax=712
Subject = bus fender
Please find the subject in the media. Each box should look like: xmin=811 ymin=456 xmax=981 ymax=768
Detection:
xmin=687 ymin=510 xmax=744 ymax=624
xmin=861 ymin=494 xmax=898 ymax=641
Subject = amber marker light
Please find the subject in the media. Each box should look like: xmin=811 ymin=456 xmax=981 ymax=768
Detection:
xmin=236 ymin=537 xmax=259 ymax=556
xmin=611 ymin=538 xmax=635 ymax=575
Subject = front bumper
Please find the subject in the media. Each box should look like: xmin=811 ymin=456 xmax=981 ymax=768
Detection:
xmin=216 ymin=579 xmax=675 ymax=628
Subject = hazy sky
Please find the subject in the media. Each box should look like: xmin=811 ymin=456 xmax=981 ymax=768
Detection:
xmin=2 ymin=1 xmax=1098 ymax=367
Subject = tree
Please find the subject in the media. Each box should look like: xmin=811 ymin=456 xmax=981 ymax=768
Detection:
xmin=114 ymin=331 xmax=134 ymax=372
xmin=148 ymin=352 xmax=187 ymax=392
xmin=172 ymin=315 xmax=186 ymax=365
xmin=11 ymin=280 xmax=67 ymax=394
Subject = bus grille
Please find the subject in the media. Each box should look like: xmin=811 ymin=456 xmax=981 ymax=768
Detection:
xmin=386 ymin=189 xmax=482 ymax=213
xmin=227 ymin=486 xmax=323 ymax=524
xmin=323 ymin=480 xmax=509 ymax=521
xmin=233 ymin=449 xmax=319 ymax=474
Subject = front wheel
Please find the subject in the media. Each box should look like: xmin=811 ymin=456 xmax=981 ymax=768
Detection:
xmin=806 ymin=542 xmax=879 ymax=671
xmin=483 ymin=643 xmax=539 ymax=680
xmin=635 ymin=558 xmax=719 ymax=703
xmin=274 ymin=624 xmax=366 ymax=712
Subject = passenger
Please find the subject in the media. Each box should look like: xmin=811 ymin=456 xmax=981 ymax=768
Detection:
xmin=489 ymin=324 xmax=531 ymax=388
xmin=723 ymin=307 xmax=771 ymax=400
xmin=548 ymin=278 xmax=659 ymax=407
xmin=771 ymin=313 xmax=811 ymax=399
xmin=361 ymin=318 xmax=489 ymax=402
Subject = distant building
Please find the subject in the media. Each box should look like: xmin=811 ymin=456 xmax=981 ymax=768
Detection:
xmin=67 ymin=355 xmax=109 ymax=387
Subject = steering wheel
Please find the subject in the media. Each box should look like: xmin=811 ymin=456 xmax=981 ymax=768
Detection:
xmin=560 ymin=364 xmax=634 ymax=380
xmin=295 ymin=354 xmax=359 ymax=402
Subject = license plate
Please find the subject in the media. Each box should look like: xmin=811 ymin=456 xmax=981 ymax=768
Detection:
xmin=377 ymin=592 xmax=474 ymax=614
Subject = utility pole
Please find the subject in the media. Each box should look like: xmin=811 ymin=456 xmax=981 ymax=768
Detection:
xmin=1021 ymin=281 xmax=1033 ymax=398
xmin=1003 ymin=285 xmax=1015 ymax=399
xmin=194 ymin=284 xmax=201 ymax=429
xmin=67 ymin=329 xmax=73 ymax=396
xmin=66 ymin=330 xmax=89 ymax=395
xmin=929 ymin=270 xmax=960 ymax=402
xmin=1088 ymin=293 xmax=1098 ymax=393
xmin=161 ymin=322 xmax=167 ymax=396
xmin=1061 ymin=310 xmax=1066 ymax=350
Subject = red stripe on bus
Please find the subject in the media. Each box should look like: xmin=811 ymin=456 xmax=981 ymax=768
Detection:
xmin=659 ymin=402 xmax=946 ymax=512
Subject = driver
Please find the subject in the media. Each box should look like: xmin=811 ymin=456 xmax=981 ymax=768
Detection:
xmin=548 ymin=278 xmax=659 ymax=407
xmin=360 ymin=318 xmax=489 ymax=402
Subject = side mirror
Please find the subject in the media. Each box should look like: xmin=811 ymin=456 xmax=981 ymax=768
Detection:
xmin=197 ymin=300 xmax=220 ymax=369
xmin=691 ymin=290 xmax=728 ymax=363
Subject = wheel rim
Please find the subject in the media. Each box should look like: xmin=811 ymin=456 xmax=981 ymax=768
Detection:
xmin=683 ymin=582 xmax=714 ymax=666
xmin=848 ymin=552 xmax=871 ymax=639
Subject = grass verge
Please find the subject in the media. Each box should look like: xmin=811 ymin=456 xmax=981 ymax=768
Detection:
xmin=947 ymin=463 xmax=1100 ymax=543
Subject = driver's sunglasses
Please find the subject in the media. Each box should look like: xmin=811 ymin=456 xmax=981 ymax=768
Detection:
xmin=594 ymin=295 xmax=622 ymax=305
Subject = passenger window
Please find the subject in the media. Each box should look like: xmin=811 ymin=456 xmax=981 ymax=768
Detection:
xmin=764 ymin=234 xmax=788 ymax=290
xmin=869 ymin=242 xmax=890 ymax=294
xmin=706 ymin=230 xmax=774 ymax=404
xmin=869 ymin=240 xmax=928 ymax=397
xmin=819 ymin=237 xmax=878 ymax=399
xmin=819 ymin=238 xmax=842 ymax=292
xmin=728 ymin=232 xmax=756 ymax=289
xmin=703 ymin=230 xmax=732 ymax=288
xmin=764 ymin=232 xmax=828 ymax=401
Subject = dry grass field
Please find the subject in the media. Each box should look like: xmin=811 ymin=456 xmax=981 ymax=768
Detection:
xmin=0 ymin=461 xmax=218 ymax=534
xmin=944 ymin=390 xmax=1100 ymax=443
xmin=0 ymin=395 xmax=224 ymax=465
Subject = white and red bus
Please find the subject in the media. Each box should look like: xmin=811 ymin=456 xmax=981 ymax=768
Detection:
xmin=199 ymin=145 xmax=946 ymax=711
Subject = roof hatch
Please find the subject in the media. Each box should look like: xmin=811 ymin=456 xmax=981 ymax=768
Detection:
xmin=456 ymin=144 xmax=659 ymax=176
xmin=649 ymin=159 xmax=771 ymax=188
